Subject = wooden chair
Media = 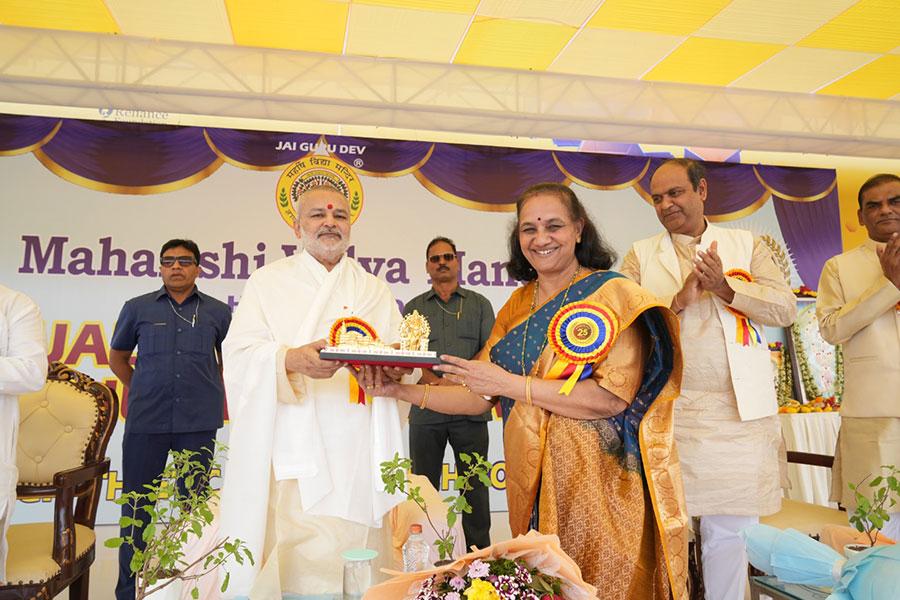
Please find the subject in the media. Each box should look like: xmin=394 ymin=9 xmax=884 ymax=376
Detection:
xmin=0 ymin=362 xmax=118 ymax=600
xmin=760 ymin=451 xmax=847 ymax=537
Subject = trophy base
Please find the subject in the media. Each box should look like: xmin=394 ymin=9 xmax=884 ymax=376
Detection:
xmin=319 ymin=347 xmax=440 ymax=368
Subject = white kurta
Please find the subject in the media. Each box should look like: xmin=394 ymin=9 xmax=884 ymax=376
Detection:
xmin=622 ymin=230 xmax=795 ymax=516
xmin=218 ymin=252 xmax=406 ymax=598
xmin=0 ymin=284 xmax=47 ymax=582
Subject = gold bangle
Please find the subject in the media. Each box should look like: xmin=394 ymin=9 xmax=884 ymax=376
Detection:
xmin=525 ymin=376 xmax=533 ymax=406
xmin=420 ymin=384 xmax=430 ymax=410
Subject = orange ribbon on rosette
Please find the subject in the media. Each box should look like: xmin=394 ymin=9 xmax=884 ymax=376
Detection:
xmin=328 ymin=317 xmax=378 ymax=405
xmin=545 ymin=301 xmax=619 ymax=396
xmin=724 ymin=268 xmax=762 ymax=346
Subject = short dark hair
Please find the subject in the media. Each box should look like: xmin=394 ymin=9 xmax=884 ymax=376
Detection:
xmin=426 ymin=236 xmax=457 ymax=257
xmin=506 ymin=183 xmax=616 ymax=282
xmin=160 ymin=239 xmax=200 ymax=264
xmin=653 ymin=158 xmax=707 ymax=192
xmin=858 ymin=173 xmax=900 ymax=208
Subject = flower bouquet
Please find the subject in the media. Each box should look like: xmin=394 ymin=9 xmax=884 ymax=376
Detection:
xmin=364 ymin=531 xmax=598 ymax=600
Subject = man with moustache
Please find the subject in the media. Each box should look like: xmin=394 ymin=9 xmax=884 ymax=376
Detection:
xmin=110 ymin=239 xmax=231 ymax=600
xmin=403 ymin=236 xmax=495 ymax=551
xmin=620 ymin=158 xmax=796 ymax=600
xmin=218 ymin=183 xmax=409 ymax=598
xmin=817 ymin=173 xmax=900 ymax=541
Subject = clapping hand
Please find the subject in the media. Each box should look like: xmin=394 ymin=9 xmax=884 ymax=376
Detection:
xmin=877 ymin=232 xmax=900 ymax=289
xmin=695 ymin=241 xmax=735 ymax=302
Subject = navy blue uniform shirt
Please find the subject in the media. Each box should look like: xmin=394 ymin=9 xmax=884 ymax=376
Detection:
xmin=111 ymin=286 xmax=231 ymax=435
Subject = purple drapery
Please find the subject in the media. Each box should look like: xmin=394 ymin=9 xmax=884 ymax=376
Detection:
xmin=416 ymin=144 xmax=565 ymax=205
xmin=41 ymin=121 xmax=218 ymax=186
xmin=205 ymin=128 xmax=320 ymax=168
xmin=762 ymin=165 xmax=842 ymax=287
xmin=0 ymin=114 xmax=60 ymax=152
xmin=553 ymin=152 xmax=649 ymax=187
xmin=324 ymin=135 xmax=432 ymax=175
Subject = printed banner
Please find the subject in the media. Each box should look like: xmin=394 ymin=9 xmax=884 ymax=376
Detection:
xmin=1 ymin=115 xmax=835 ymax=524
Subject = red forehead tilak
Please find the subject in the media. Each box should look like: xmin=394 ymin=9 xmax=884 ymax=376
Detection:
xmin=327 ymin=203 xmax=333 ymax=209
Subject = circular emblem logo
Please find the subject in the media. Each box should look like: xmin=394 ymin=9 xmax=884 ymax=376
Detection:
xmin=547 ymin=301 xmax=619 ymax=365
xmin=276 ymin=155 xmax=364 ymax=228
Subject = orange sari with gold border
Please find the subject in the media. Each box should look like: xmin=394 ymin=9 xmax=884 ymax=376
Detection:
xmin=481 ymin=271 xmax=688 ymax=599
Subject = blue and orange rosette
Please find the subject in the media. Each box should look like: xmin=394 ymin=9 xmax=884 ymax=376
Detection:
xmin=724 ymin=269 xmax=762 ymax=346
xmin=545 ymin=301 xmax=619 ymax=396
xmin=328 ymin=317 xmax=378 ymax=405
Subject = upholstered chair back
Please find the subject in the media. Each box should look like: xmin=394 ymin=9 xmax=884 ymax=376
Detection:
xmin=17 ymin=377 xmax=99 ymax=486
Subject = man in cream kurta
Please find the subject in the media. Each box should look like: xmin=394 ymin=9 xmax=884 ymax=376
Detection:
xmin=817 ymin=173 xmax=900 ymax=541
xmin=218 ymin=186 xmax=407 ymax=599
xmin=621 ymin=159 xmax=795 ymax=600
xmin=0 ymin=284 xmax=47 ymax=583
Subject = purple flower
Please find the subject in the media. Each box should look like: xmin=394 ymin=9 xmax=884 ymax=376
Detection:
xmin=449 ymin=576 xmax=467 ymax=591
xmin=445 ymin=593 xmax=461 ymax=600
xmin=467 ymin=559 xmax=490 ymax=579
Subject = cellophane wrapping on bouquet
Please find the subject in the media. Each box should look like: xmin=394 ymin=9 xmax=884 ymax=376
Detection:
xmin=364 ymin=531 xmax=598 ymax=600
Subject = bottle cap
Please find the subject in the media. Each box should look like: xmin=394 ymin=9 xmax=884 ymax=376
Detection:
xmin=410 ymin=523 xmax=423 ymax=534
xmin=342 ymin=548 xmax=378 ymax=562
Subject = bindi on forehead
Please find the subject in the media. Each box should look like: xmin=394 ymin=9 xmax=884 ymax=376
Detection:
xmin=327 ymin=203 xmax=333 ymax=210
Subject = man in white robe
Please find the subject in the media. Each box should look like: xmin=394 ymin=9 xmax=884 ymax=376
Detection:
xmin=817 ymin=173 xmax=900 ymax=541
xmin=621 ymin=158 xmax=795 ymax=600
xmin=218 ymin=185 xmax=407 ymax=599
xmin=0 ymin=284 xmax=47 ymax=582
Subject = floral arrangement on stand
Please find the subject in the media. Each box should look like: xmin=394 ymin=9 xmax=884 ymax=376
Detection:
xmin=768 ymin=341 xmax=794 ymax=407
xmin=782 ymin=319 xmax=843 ymax=413
xmin=415 ymin=557 xmax=563 ymax=600
xmin=364 ymin=531 xmax=598 ymax=600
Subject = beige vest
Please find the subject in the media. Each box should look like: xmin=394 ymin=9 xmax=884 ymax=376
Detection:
xmin=825 ymin=245 xmax=900 ymax=417
xmin=632 ymin=224 xmax=778 ymax=421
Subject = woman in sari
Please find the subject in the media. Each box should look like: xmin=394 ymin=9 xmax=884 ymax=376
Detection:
xmin=362 ymin=183 xmax=689 ymax=599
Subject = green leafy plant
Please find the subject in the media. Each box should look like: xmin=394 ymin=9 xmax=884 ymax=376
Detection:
xmin=381 ymin=451 xmax=492 ymax=562
xmin=104 ymin=445 xmax=253 ymax=599
xmin=848 ymin=464 xmax=900 ymax=547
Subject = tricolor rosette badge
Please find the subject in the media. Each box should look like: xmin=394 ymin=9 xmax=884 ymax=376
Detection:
xmin=328 ymin=317 xmax=378 ymax=405
xmin=724 ymin=268 xmax=762 ymax=346
xmin=545 ymin=301 xmax=619 ymax=395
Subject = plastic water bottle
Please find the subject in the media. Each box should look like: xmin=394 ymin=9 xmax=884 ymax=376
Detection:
xmin=402 ymin=524 xmax=431 ymax=572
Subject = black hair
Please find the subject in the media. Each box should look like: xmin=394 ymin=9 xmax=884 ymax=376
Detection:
xmin=160 ymin=239 xmax=200 ymax=263
xmin=858 ymin=173 xmax=900 ymax=208
xmin=426 ymin=236 xmax=457 ymax=257
xmin=506 ymin=183 xmax=617 ymax=282
xmin=653 ymin=158 xmax=707 ymax=192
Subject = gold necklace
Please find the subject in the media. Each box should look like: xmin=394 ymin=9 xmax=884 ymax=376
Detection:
xmin=434 ymin=294 xmax=463 ymax=320
xmin=519 ymin=266 xmax=580 ymax=376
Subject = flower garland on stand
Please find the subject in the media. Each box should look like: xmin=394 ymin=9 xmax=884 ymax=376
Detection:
xmin=768 ymin=341 xmax=794 ymax=406
xmin=790 ymin=322 xmax=821 ymax=401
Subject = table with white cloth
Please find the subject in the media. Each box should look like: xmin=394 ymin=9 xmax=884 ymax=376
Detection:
xmin=779 ymin=412 xmax=841 ymax=507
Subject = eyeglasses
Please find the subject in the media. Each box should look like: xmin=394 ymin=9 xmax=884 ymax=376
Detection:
xmin=160 ymin=256 xmax=197 ymax=267
xmin=428 ymin=253 xmax=456 ymax=264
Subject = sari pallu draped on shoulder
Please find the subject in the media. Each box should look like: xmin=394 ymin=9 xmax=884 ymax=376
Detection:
xmin=488 ymin=271 xmax=689 ymax=600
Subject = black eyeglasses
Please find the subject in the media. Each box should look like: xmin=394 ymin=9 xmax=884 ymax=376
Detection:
xmin=160 ymin=256 xmax=197 ymax=267
xmin=428 ymin=253 xmax=456 ymax=264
